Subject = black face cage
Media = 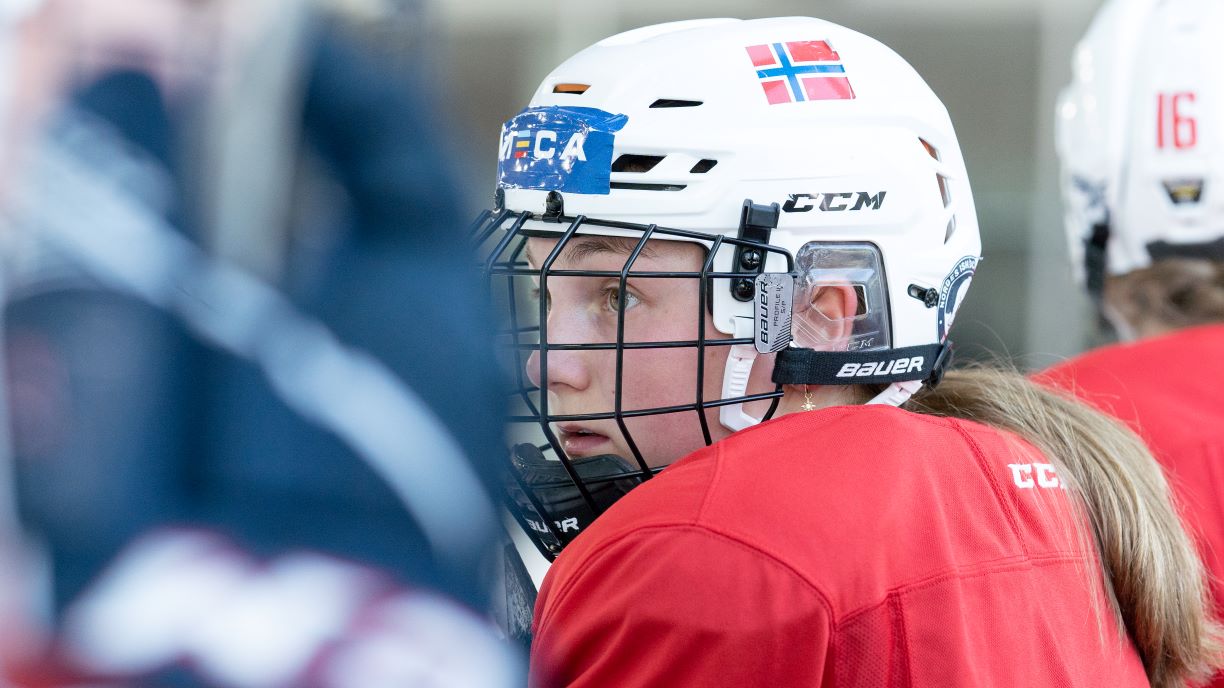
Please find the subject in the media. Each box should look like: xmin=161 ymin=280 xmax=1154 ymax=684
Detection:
xmin=471 ymin=200 xmax=795 ymax=561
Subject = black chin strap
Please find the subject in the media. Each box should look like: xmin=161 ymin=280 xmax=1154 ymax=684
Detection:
xmin=772 ymin=342 xmax=953 ymax=387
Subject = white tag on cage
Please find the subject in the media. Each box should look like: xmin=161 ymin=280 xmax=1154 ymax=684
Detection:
xmin=754 ymin=273 xmax=794 ymax=354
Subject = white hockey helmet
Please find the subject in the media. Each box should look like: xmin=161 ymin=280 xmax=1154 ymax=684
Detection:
xmin=1057 ymin=0 xmax=1224 ymax=299
xmin=477 ymin=17 xmax=982 ymax=558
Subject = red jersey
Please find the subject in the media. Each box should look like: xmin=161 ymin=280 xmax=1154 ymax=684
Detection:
xmin=1038 ymin=324 xmax=1224 ymax=688
xmin=531 ymin=405 xmax=1147 ymax=687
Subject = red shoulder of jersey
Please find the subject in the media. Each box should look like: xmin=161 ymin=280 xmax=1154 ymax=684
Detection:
xmin=531 ymin=405 xmax=1147 ymax=688
xmin=1035 ymin=324 xmax=1224 ymax=454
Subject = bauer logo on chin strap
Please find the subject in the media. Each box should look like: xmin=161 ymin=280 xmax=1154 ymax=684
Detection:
xmin=772 ymin=342 xmax=953 ymax=387
xmin=835 ymin=356 xmax=925 ymax=378
xmin=755 ymin=273 xmax=795 ymax=353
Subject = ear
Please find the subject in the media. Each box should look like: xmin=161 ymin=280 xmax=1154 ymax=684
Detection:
xmin=796 ymin=284 xmax=859 ymax=349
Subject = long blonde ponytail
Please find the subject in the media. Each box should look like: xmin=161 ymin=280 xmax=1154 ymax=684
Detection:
xmin=904 ymin=366 xmax=1222 ymax=688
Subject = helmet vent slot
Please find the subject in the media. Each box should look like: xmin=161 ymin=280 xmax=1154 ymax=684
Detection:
xmin=920 ymin=138 xmax=941 ymax=160
xmin=610 ymin=182 xmax=687 ymax=191
xmin=612 ymin=154 xmax=665 ymax=173
xmin=690 ymin=159 xmax=718 ymax=174
xmin=553 ymin=83 xmax=591 ymax=94
xmin=649 ymin=99 xmax=703 ymax=108
xmin=936 ymin=173 xmax=955 ymax=243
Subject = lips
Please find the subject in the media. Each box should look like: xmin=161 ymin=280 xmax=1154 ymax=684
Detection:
xmin=557 ymin=423 xmax=612 ymax=456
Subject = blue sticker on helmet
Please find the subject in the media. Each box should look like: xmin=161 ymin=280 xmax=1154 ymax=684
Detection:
xmin=497 ymin=106 xmax=628 ymax=195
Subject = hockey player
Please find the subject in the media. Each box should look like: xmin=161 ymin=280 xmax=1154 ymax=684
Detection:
xmin=1038 ymin=1 xmax=1224 ymax=686
xmin=477 ymin=16 xmax=1220 ymax=688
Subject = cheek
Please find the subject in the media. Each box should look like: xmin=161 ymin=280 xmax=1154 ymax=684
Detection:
xmin=614 ymin=323 xmax=733 ymax=466
xmin=617 ymin=321 xmax=730 ymax=410
xmin=625 ymin=411 xmax=708 ymax=466
xmin=617 ymin=351 xmax=730 ymax=466
xmin=618 ymin=347 xmax=701 ymax=409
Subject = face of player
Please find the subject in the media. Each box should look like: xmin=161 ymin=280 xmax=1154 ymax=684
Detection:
xmin=524 ymin=235 xmax=734 ymax=468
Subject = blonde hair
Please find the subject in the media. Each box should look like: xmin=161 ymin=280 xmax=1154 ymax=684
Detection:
xmin=902 ymin=366 xmax=1222 ymax=687
xmin=1105 ymin=259 xmax=1224 ymax=337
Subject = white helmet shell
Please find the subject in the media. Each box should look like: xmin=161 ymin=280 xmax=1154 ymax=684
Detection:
xmin=1057 ymin=0 xmax=1224 ymax=283
xmin=498 ymin=16 xmax=981 ymax=353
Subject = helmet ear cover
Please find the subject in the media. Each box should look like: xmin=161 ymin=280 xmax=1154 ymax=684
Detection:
xmin=768 ymin=239 xmax=953 ymax=389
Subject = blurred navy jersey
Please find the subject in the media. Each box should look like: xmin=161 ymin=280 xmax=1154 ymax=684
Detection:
xmin=4 ymin=17 xmax=515 ymax=688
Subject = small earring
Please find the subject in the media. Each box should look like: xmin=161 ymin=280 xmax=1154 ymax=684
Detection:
xmin=801 ymin=384 xmax=816 ymax=412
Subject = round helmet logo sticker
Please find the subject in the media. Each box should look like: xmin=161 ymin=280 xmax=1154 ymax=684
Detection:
xmin=937 ymin=256 xmax=978 ymax=342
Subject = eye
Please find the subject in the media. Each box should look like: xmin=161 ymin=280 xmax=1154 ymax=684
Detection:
xmin=604 ymin=286 xmax=641 ymax=312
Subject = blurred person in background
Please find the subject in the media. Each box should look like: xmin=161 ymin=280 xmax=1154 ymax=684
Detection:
xmin=1038 ymin=1 xmax=1224 ymax=686
xmin=0 ymin=0 xmax=519 ymax=685
xmin=478 ymin=16 xmax=1219 ymax=688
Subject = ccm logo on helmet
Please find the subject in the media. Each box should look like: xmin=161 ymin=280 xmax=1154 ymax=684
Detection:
xmin=782 ymin=191 xmax=886 ymax=213
xmin=499 ymin=129 xmax=588 ymax=163
xmin=836 ymin=356 xmax=924 ymax=378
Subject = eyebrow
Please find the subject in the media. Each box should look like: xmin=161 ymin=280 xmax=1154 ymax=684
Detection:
xmin=525 ymin=235 xmax=657 ymax=267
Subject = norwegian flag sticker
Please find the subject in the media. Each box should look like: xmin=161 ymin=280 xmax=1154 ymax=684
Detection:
xmin=746 ymin=41 xmax=855 ymax=104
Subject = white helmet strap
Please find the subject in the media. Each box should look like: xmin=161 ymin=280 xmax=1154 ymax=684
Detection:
xmin=719 ymin=318 xmax=764 ymax=432
xmin=867 ymin=380 xmax=924 ymax=407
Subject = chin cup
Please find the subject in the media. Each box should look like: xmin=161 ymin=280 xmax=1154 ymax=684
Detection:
xmin=506 ymin=443 xmax=644 ymax=559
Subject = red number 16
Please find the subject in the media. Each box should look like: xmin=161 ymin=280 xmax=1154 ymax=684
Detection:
xmin=1157 ymin=92 xmax=1197 ymax=150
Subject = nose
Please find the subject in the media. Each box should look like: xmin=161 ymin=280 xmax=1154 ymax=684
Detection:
xmin=525 ymin=311 xmax=591 ymax=393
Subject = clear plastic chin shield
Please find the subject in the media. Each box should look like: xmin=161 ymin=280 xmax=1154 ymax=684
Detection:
xmin=475 ymin=17 xmax=980 ymax=560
